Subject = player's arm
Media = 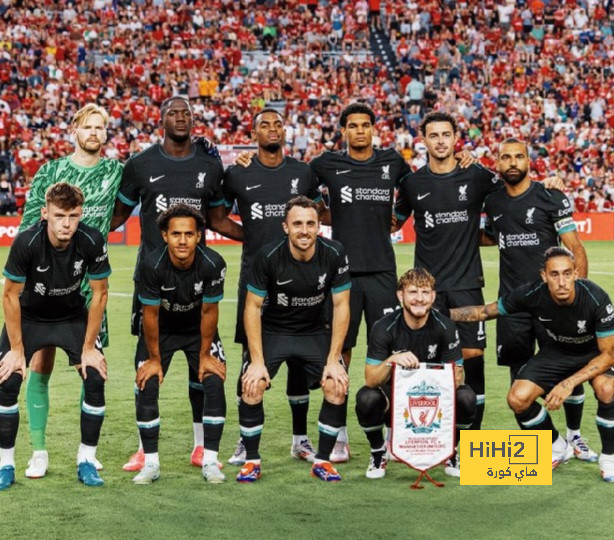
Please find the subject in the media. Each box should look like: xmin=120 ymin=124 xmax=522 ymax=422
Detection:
xmin=242 ymin=291 xmax=270 ymax=396
xmin=19 ymin=166 xmax=48 ymax=230
xmin=198 ymin=301 xmax=226 ymax=382
xmin=80 ymin=277 xmax=109 ymax=380
xmin=545 ymin=335 xmax=614 ymax=411
xmin=541 ymin=176 xmax=565 ymax=191
xmin=318 ymin=200 xmax=331 ymax=226
xmin=454 ymin=365 xmax=465 ymax=388
xmin=560 ymin=231 xmax=588 ymax=278
xmin=454 ymin=149 xmax=477 ymax=168
xmin=322 ymin=289 xmax=350 ymax=394
xmin=110 ymin=199 xmax=134 ymax=231
xmin=0 ymin=279 xmax=26 ymax=383
xmin=136 ymin=304 xmax=164 ymax=390
xmin=206 ymin=204 xmax=243 ymax=241
xmin=365 ymin=350 xmax=421 ymax=388
xmin=449 ymin=301 xmax=500 ymax=323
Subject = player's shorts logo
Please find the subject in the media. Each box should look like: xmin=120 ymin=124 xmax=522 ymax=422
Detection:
xmin=251 ymin=202 xmax=263 ymax=220
xmin=458 ymin=185 xmax=468 ymax=201
xmin=155 ymin=194 xmax=168 ymax=213
xmin=404 ymin=380 xmax=442 ymax=434
xmin=340 ymin=186 xmax=352 ymax=204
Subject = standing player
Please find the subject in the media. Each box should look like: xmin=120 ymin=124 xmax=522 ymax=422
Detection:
xmin=132 ymin=205 xmax=227 ymax=484
xmin=449 ymin=247 xmax=614 ymax=481
xmin=111 ymin=96 xmax=242 ymax=471
xmin=482 ymin=138 xmax=594 ymax=461
xmin=0 ymin=183 xmax=110 ymax=490
xmin=309 ymin=102 xmax=412 ymax=461
xmin=238 ymin=196 xmax=351 ymax=482
xmin=223 ymin=108 xmax=324 ymax=465
xmin=18 ymin=104 xmax=122 ymax=478
xmin=355 ymin=268 xmax=475 ymax=478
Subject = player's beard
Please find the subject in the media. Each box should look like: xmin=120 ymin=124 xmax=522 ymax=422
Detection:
xmin=500 ymin=167 xmax=528 ymax=185
xmin=262 ymin=142 xmax=281 ymax=152
xmin=167 ymin=131 xmax=191 ymax=144
xmin=405 ymin=303 xmax=431 ymax=321
xmin=77 ymin=137 xmax=102 ymax=155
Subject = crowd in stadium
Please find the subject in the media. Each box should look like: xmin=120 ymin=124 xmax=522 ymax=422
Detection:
xmin=0 ymin=0 xmax=612 ymax=216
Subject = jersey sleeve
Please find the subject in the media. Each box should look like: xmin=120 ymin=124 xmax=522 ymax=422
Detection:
xmin=3 ymin=233 xmax=31 ymax=282
xmin=246 ymin=249 xmax=269 ymax=298
xmin=394 ymin=179 xmax=413 ymax=221
xmin=497 ymin=282 xmax=535 ymax=316
xmin=137 ymin=260 xmax=161 ymax=306
xmin=331 ymin=245 xmax=351 ymax=294
xmin=205 ymin=160 xmax=225 ymax=209
xmin=366 ymin=318 xmax=393 ymax=365
xmin=593 ymin=289 xmax=614 ymax=338
xmin=19 ymin=165 xmax=50 ymax=230
xmin=117 ymin=158 xmax=140 ymax=207
xmin=309 ymin=155 xmax=326 ymax=186
xmin=547 ymin=189 xmax=576 ymax=235
xmin=202 ymin=250 xmax=226 ymax=303
xmin=396 ymin=152 xmax=413 ymax=187
xmin=478 ymin=164 xmax=500 ymax=195
xmin=307 ymin=168 xmax=322 ymax=203
xmin=85 ymin=230 xmax=112 ymax=280
xmin=221 ymin=167 xmax=236 ymax=209
xmin=437 ymin=316 xmax=463 ymax=365
xmin=482 ymin=198 xmax=496 ymax=242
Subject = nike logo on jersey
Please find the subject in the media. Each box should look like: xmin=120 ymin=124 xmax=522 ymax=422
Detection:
xmin=493 ymin=215 xmax=503 ymax=221
xmin=161 ymin=286 xmax=176 ymax=291
xmin=36 ymin=266 xmax=50 ymax=272
xmin=246 ymin=184 xmax=261 ymax=191
xmin=417 ymin=193 xmax=430 ymax=200
xmin=276 ymin=279 xmax=293 ymax=285
xmin=538 ymin=317 xmax=552 ymax=322
xmin=336 ymin=169 xmax=351 ymax=175
xmin=149 ymin=175 xmax=165 ymax=183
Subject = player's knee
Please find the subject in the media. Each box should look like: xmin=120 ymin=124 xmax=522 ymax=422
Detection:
xmin=507 ymin=387 xmax=532 ymax=414
xmin=456 ymin=384 xmax=477 ymax=422
xmin=0 ymin=372 xmax=23 ymax=405
xmin=241 ymin=382 xmax=266 ymax=404
xmin=82 ymin=367 xmax=105 ymax=407
xmin=355 ymin=385 xmax=384 ymax=419
xmin=593 ymin=376 xmax=614 ymax=404
xmin=322 ymin=379 xmax=345 ymax=405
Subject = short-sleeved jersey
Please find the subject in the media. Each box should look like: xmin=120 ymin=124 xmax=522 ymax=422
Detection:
xmin=20 ymin=157 xmax=123 ymax=238
xmin=395 ymin=163 xmax=500 ymax=292
xmin=222 ymin=156 xmax=322 ymax=273
xmin=117 ymin=143 xmax=224 ymax=277
xmin=484 ymin=182 xmax=576 ymax=296
xmin=366 ymin=310 xmax=463 ymax=370
xmin=137 ymin=244 xmax=226 ymax=335
xmin=247 ymin=237 xmax=351 ymax=335
xmin=498 ymin=279 xmax=614 ymax=355
xmin=310 ymin=148 xmax=411 ymax=273
xmin=3 ymin=221 xmax=111 ymax=322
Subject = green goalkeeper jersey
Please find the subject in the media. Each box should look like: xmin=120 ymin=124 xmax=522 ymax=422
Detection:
xmin=20 ymin=156 xmax=123 ymax=236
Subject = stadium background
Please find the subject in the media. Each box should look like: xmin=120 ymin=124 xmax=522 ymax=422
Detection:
xmin=0 ymin=1 xmax=613 ymax=538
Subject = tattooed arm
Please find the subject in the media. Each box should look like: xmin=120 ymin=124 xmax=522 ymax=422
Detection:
xmin=545 ymin=335 xmax=614 ymax=411
xmin=449 ymin=302 xmax=500 ymax=323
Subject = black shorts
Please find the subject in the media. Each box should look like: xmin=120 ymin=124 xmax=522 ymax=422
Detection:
xmin=344 ymin=270 xmax=399 ymax=351
xmin=496 ymin=314 xmax=546 ymax=368
xmin=435 ymin=289 xmax=486 ymax=350
xmin=516 ymin=349 xmax=614 ymax=394
xmin=241 ymin=333 xmax=331 ymax=391
xmin=234 ymin=275 xmax=248 ymax=346
xmin=0 ymin=318 xmax=103 ymax=367
xmin=134 ymin=331 xmax=226 ymax=375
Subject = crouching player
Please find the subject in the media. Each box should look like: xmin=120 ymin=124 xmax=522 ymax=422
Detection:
xmin=0 ymin=183 xmax=110 ymax=489
xmin=450 ymin=247 xmax=614 ymax=480
xmin=132 ymin=204 xmax=228 ymax=484
xmin=355 ymin=268 xmax=476 ymax=479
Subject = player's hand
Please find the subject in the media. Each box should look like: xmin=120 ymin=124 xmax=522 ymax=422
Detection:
xmin=388 ymin=351 xmax=420 ymax=369
xmin=199 ymin=352 xmax=226 ymax=382
xmin=542 ymin=176 xmax=565 ymax=191
xmin=80 ymin=347 xmax=108 ymax=380
xmin=136 ymin=359 xmax=164 ymax=390
xmin=322 ymin=357 xmax=349 ymax=396
xmin=0 ymin=350 xmax=26 ymax=384
xmin=454 ymin=150 xmax=477 ymax=169
xmin=390 ymin=212 xmax=398 ymax=233
xmin=241 ymin=363 xmax=270 ymax=398
xmin=544 ymin=381 xmax=573 ymax=411
xmin=236 ymin=151 xmax=256 ymax=168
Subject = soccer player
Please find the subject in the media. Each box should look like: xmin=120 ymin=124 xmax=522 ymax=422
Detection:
xmin=18 ymin=103 xmax=122 ymax=478
xmin=0 ymin=183 xmax=110 ymax=490
xmin=449 ymin=247 xmax=614 ymax=481
xmin=237 ymin=196 xmax=351 ymax=482
xmin=482 ymin=138 xmax=594 ymax=460
xmin=223 ymin=108 xmax=324 ymax=465
xmin=131 ymin=204 xmax=227 ymax=484
xmin=355 ymin=268 xmax=476 ymax=479
xmin=111 ymin=96 xmax=241 ymax=472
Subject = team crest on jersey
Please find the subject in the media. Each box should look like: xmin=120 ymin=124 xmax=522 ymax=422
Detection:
xmin=101 ymin=179 xmax=109 ymax=189
xmin=196 ymin=172 xmax=206 ymax=189
xmin=317 ymin=272 xmax=327 ymax=290
xmin=403 ymin=380 xmax=443 ymax=434
xmin=194 ymin=281 xmax=203 ymax=295
xmin=290 ymin=178 xmax=299 ymax=195
xmin=73 ymin=260 xmax=84 ymax=276
xmin=34 ymin=282 xmax=46 ymax=295
xmin=458 ymin=185 xmax=468 ymax=201
xmin=381 ymin=165 xmax=391 ymax=180
xmin=577 ymin=320 xmax=587 ymax=334
xmin=526 ymin=207 xmax=536 ymax=224
xmin=427 ymin=344 xmax=438 ymax=360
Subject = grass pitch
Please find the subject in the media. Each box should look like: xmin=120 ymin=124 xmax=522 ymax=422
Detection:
xmin=0 ymin=242 xmax=613 ymax=539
